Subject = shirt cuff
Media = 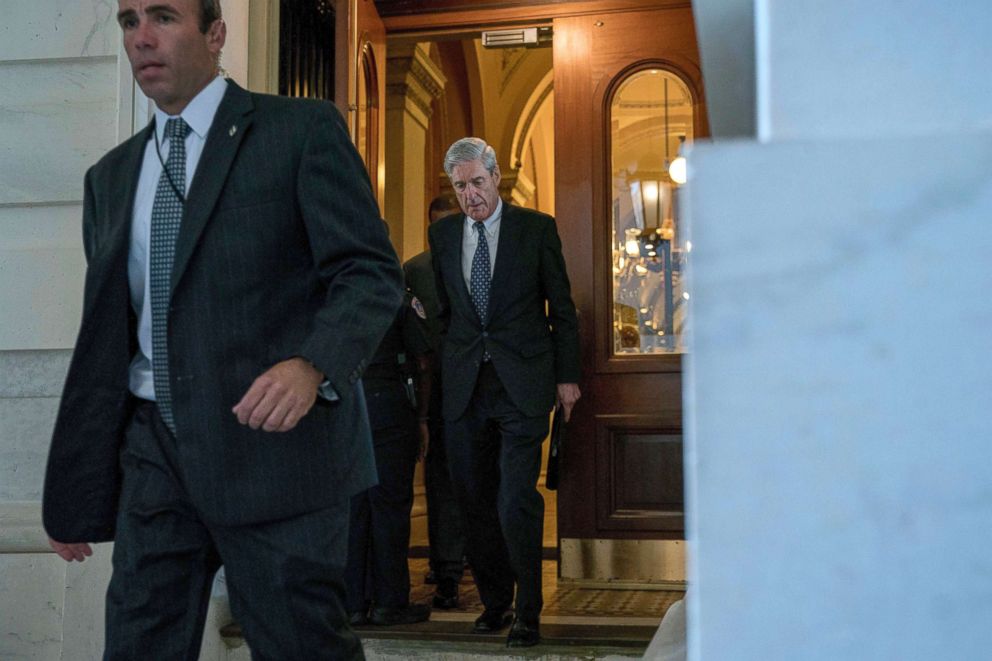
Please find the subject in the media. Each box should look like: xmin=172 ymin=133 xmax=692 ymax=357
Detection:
xmin=317 ymin=379 xmax=339 ymax=402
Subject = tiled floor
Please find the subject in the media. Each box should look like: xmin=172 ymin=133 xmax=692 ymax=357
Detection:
xmin=408 ymin=557 xmax=681 ymax=625
xmin=344 ymin=558 xmax=682 ymax=653
xmin=222 ymin=557 xmax=680 ymax=653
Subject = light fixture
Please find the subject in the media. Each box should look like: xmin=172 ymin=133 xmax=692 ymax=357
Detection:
xmin=482 ymin=26 xmax=553 ymax=48
xmin=669 ymin=135 xmax=687 ymax=185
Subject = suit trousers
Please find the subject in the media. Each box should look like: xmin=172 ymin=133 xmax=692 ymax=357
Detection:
xmin=424 ymin=372 xmax=465 ymax=583
xmin=445 ymin=362 xmax=549 ymax=620
xmin=346 ymin=415 xmax=419 ymax=612
xmin=104 ymin=401 xmax=363 ymax=661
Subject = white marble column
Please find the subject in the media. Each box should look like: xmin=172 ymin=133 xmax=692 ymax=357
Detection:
xmin=684 ymin=1 xmax=992 ymax=659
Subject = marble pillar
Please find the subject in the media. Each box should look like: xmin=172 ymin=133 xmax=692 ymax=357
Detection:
xmin=684 ymin=1 xmax=992 ymax=659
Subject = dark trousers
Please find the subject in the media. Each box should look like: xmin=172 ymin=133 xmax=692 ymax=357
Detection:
xmin=345 ymin=421 xmax=419 ymax=611
xmin=446 ymin=362 xmax=549 ymax=620
xmin=104 ymin=401 xmax=362 ymax=661
xmin=424 ymin=373 xmax=465 ymax=583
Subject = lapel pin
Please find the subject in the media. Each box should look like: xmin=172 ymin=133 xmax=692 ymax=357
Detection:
xmin=229 ymin=125 xmax=238 ymax=137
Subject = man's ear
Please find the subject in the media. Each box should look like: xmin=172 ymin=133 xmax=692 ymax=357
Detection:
xmin=207 ymin=18 xmax=227 ymax=55
xmin=492 ymin=164 xmax=501 ymax=185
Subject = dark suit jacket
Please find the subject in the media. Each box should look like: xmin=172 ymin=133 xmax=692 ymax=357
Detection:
xmin=43 ymin=81 xmax=404 ymax=543
xmin=427 ymin=203 xmax=580 ymax=421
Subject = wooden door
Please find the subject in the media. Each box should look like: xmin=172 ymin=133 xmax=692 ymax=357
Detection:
xmin=553 ymin=4 xmax=708 ymax=582
xmin=336 ymin=0 xmax=386 ymax=207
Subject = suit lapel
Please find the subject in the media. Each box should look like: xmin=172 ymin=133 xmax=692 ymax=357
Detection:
xmin=110 ymin=124 xmax=155 ymax=262
xmin=170 ymin=81 xmax=254 ymax=294
xmin=446 ymin=215 xmax=476 ymax=315
xmin=488 ymin=203 xmax=521 ymax=320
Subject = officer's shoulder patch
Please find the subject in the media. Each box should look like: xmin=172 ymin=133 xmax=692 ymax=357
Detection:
xmin=411 ymin=296 xmax=427 ymax=320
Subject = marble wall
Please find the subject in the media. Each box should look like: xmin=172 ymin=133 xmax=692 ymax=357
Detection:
xmin=0 ymin=3 xmax=118 ymax=349
xmin=0 ymin=1 xmax=246 ymax=659
xmin=690 ymin=0 xmax=756 ymax=139
xmin=755 ymin=0 xmax=992 ymax=140
xmin=0 ymin=2 xmax=120 ymax=658
xmin=684 ymin=1 xmax=992 ymax=659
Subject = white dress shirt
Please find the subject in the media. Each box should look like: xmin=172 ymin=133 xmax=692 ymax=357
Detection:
xmin=127 ymin=76 xmax=228 ymax=399
xmin=461 ymin=198 xmax=502 ymax=290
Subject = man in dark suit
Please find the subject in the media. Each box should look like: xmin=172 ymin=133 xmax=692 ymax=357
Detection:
xmin=403 ymin=195 xmax=466 ymax=610
xmin=428 ymin=137 xmax=582 ymax=647
xmin=41 ymin=1 xmax=402 ymax=659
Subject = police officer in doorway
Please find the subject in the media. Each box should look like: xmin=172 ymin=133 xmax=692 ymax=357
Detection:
xmin=404 ymin=195 xmax=466 ymax=609
xmin=346 ymin=291 xmax=434 ymax=625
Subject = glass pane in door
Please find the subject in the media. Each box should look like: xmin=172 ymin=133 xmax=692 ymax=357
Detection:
xmin=609 ymin=69 xmax=693 ymax=355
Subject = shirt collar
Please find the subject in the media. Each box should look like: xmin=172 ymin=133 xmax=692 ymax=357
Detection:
xmin=154 ymin=75 xmax=228 ymax=144
xmin=465 ymin=198 xmax=503 ymax=234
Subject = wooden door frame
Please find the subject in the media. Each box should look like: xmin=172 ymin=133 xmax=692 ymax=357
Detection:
xmin=375 ymin=0 xmax=700 ymax=584
xmin=377 ymin=0 xmax=690 ymax=33
xmin=551 ymin=4 xmax=705 ymax=583
xmin=591 ymin=59 xmax=708 ymax=378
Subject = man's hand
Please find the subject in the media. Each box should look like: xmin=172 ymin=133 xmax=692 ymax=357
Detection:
xmin=232 ymin=357 xmax=324 ymax=432
xmin=556 ymin=383 xmax=581 ymax=422
xmin=49 ymin=538 xmax=92 ymax=562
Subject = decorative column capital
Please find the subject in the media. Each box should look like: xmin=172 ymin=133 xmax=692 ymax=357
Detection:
xmin=386 ymin=43 xmax=447 ymax=129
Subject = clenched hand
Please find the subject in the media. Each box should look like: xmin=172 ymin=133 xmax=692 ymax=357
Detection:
xmin=232 ymin=357 xmax=324 ymax=432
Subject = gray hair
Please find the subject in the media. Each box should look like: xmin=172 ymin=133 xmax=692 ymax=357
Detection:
xmin=443 ymin=137 xmax=499 ymax=178
xmin=199 ymin=0 xmax=223 ymax=33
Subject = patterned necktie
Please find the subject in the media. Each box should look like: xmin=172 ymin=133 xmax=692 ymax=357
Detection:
xmin=470 ymin=221 xmax=491 ymax=323
xmin=149 ymin=117 xmax=190 ymax=433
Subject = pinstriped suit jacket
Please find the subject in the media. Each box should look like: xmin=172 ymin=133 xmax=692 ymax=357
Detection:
xmin=43 ymin=81 xmax=403 ymax=543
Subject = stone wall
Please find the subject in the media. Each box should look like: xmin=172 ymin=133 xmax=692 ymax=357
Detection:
xmin=0 ymin=2 xmax=120 ymax=658
xmin=684 ymin=1 xmax=992 ymax=659
xmin=0 ymin=2 xmax=249 ymax=658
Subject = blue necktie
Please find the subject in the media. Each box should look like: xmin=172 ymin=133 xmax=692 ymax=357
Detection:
xmin=470 ymin=221 xmax=491 ymax=322
xmin=149 ymin=117 xmax=190 ymax=433
xmin=470 ymin=222 xmax=492 ymax=362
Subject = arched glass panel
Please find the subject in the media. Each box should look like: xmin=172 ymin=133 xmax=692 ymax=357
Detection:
xmin=356 ymin=43 xmax=379 ymax=187
xmin=609 ymin=69 xmax=693 ymax=355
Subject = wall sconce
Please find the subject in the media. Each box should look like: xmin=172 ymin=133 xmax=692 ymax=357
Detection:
xmin=641 ymin=180 xmax=661 ymax=227
xmin=668 ymin=135 xmax=687 ymax=185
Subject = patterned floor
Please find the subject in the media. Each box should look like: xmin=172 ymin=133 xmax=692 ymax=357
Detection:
xmin=221 ymin=558 xmax=680 ymax=651
xmin=408 ymin=558 xmax=681 ymax=622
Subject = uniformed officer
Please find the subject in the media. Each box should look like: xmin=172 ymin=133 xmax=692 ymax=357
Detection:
xmin=345 ymin=291 xmax=434 ymax=625
xmin=404 ymin=195 xmax=466 ymax=609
